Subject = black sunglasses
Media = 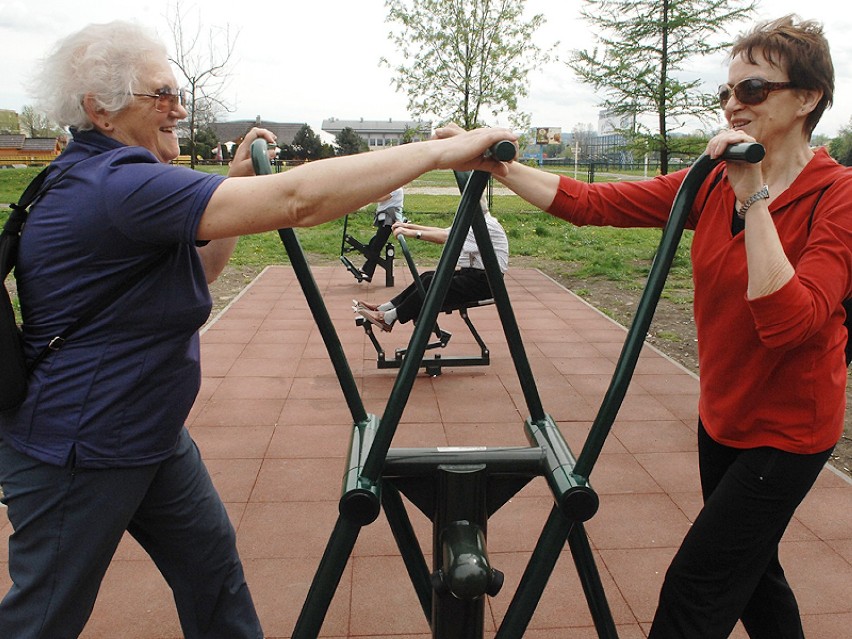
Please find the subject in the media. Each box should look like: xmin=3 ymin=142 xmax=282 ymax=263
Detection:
xmin=718 ymin=78 xmax=795 ymax=109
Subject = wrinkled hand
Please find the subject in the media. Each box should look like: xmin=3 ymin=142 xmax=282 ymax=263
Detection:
xmin=704 ymin=129 xmax=765 ymax=201
xmin=228 ymin=128 xmax=277 ymax=178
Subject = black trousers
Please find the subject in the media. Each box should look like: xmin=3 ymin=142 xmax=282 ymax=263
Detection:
xmin=648 ymin=420 xmax=832 ymax=638
xmin=390 ymin=267 xmax=493 ymax=324
xmin=360 ymin=206 xmax=400 ymax=279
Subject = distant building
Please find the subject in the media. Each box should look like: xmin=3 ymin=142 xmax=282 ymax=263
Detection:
xmin=208 ymin=117 xmax=306 ymax=148
xmin=0 ymin=134 xmax=65 ymax=164
xmin=210 ymin=116 xmax=305 ymax=144
xmin=321 ymin=118 xmax=432 ymax=150
xmin=195 ymin=117 xmax=306 ymax=161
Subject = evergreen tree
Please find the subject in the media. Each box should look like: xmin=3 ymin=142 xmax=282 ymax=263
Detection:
xmin=291 ymin=124 xmax=323 ymax=160
xmin=571 ymin=0 xmax=755 ymax=174
xmin=828 ymin=118 xmax=852 ymax=166
xmin=335 ymin=127 xmax=369 ymax=155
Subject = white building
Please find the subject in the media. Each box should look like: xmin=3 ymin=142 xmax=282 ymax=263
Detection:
xmin=321 ymin=117 xmax=432 ymax=150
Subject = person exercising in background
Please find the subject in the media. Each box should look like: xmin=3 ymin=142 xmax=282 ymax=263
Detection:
xmin=359 ymin=187 xmax=404 ymax=282
xmin=354 ymin=196 xmax=508 ymax=331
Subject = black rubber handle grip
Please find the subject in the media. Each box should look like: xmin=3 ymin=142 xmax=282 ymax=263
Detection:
xmin=485 ymin=140 xmax=517 ymax=162
xmin=720 ymin=142 xmax=765 ymax=163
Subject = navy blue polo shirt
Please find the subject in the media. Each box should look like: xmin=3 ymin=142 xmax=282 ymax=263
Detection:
xmin=0 ymin=129 xmax=227 ymax=467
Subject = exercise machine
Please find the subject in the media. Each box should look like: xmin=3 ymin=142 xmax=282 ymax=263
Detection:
xmin=249 ymin=138 xmax=763 ymax=639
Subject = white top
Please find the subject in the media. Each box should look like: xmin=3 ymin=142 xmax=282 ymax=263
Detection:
xmin=458 ymin=211 xmax=509 ymax=273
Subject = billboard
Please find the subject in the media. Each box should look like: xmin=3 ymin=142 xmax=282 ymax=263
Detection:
xmin=535 ymin=127 xmax=562 ymax=145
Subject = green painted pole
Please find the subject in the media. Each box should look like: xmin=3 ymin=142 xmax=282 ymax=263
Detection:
xmin=250 ymin=139 xmax=367 ymax=423
xmin=360 ymin=171 xmax=491 ymax=481
xmin=573 ymin=143 xmax=765 ymax=480
xmin=291 ymin=515 xmax=362 ymax=639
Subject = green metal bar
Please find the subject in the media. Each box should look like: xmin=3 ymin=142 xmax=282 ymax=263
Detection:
xmin=381 ymin=483 xmax=433 ymax=620
xmin=360 ymin=171 xmax=491 ymax=481
xmin=524 ymin=415 xmax=598 ymax=522
xmin=384 ymin=447 xmax=544 ymax=475
xmin=432 ymin=466 xmax=491 ymax=639
xmin=339 ymin=213 xmax=349 ymax=256
xmin=291 ymin=515 xmax=363 ymax=639
xmin=495 ymin=505 xmax=574 ymax=638
xmin=568 ymin=522 xmax=619 ymax=639
xmin=573 ymin=143 xmax=764 ymax=479
xmin=278 ymin=227 xmax=368 ymax=422
xmin=250 ymin=139 xmax=367 ymax=424
xmin=468 ymin=203 xmax=546 ymax=421
xmin=340 ymin=415 xmax=382 ymax=526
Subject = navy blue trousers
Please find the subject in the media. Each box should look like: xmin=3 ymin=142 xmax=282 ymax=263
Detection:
xmin=648 ymin=420 xmax=832 ymax=638
xmin=0 ymin=428 xmax=263 ymax=639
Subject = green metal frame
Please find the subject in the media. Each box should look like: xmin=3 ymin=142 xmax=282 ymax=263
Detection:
xmin=248 ymin=139 xmax=763 ymax=639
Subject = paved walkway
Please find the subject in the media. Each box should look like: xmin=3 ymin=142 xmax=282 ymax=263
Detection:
xmin=2 ymin=265 xmax=850 ymax=638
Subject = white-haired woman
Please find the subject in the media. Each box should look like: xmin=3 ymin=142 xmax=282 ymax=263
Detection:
xmin=0 ymin=21 xmax=514 ymax=638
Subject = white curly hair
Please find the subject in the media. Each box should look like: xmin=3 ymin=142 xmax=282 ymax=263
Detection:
xmin=29 ymin=21 xmax=169 ymax=131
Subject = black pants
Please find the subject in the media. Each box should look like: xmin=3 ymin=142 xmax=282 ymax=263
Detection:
xmin=648 ymin=420 xmax=832 ymax=638
xmin=390 ymin=267 xmax=493 ymax=324
xmin=360 ymin=206 xmax=400 ymax=279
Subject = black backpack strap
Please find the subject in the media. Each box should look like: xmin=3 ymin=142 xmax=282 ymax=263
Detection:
xmin=27 ymin=251 xmax=170 ymax=373
xmin=2 ymin=164 xmax=76 ymax=279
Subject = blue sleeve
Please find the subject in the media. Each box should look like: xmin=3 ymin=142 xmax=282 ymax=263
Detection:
xmin=99 ymin=152 xmax=227 ymax=245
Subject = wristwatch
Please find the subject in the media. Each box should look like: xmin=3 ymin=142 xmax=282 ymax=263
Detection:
xmin=416 ymin=231 xmax=422 ymax=240
xmin=737 ymin=185 xmax=770 ymax=219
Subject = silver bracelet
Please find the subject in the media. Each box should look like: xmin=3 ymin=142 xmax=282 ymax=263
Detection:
xmin=737 ymin=184 xmax=769 ymax=219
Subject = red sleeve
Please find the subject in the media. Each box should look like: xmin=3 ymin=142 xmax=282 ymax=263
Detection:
xmin=546 ymin=171 xmax=698 ymax=230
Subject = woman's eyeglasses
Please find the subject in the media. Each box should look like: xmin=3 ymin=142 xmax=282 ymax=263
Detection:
xmin=718 ymin=78 xmax=794 ymax=109
xmin=132 ymin=88 xmax=187 ymax=112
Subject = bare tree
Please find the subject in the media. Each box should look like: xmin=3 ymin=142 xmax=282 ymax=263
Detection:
xmin=19 ymin=105 xmax=58 ymax=138
xmin=165 ymin=1 xmax=239 ymax=167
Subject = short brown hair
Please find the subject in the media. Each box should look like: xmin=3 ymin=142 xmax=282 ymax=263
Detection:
xmin=730 ymin=15 xmax=834 ymax=138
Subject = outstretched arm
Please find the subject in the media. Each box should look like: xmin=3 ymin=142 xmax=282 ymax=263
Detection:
xmin=391 ymin=220 xmax=450 ymax=245
xmin=197 ymin=127 xmax=516 ymax=240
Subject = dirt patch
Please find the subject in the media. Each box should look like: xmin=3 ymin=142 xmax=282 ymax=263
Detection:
xmin=208 ymin=258 xmax=852 ymax=480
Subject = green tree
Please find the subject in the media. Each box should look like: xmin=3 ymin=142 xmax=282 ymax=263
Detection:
xmin=193 ymin=126 xmax=219 ymax=160
xmin=828 ymin=118 xmax=852 ymax=166
xmin=382 ymin=0 xmax=556 ymax=130
xmin=571 ymin=0 xmax=755 ymax=175
xmin=291 ymin=124 xmax=323 ymax=160
xmin=166 ymin=1 xmax=238 ymax=168
xmin=335 ymin=127 xmax=369 ymax=155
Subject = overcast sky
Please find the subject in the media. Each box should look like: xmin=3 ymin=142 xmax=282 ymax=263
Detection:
xmin=2 ymin=0 xmax=851 ymax=139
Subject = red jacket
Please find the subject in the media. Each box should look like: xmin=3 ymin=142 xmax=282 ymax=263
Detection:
xmin=548 ymin=148 xmax=852 ymax=454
